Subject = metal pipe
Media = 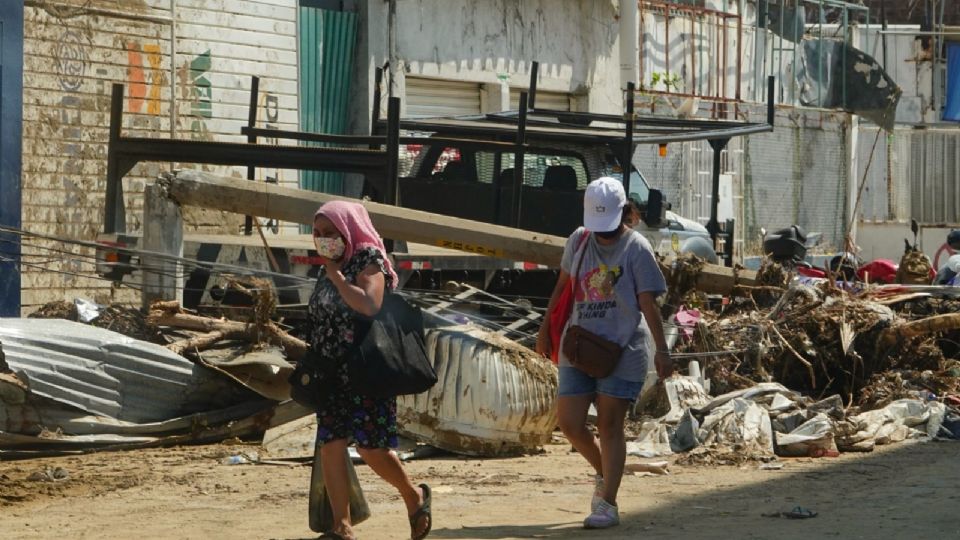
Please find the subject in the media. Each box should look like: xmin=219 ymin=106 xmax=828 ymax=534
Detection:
xmin=512 ymin=92 xmax=529 ymax=228
xmin=875 ymin=30 xmax=960 ymax=36
xmin=665 ymin=6 xmax=671 ymax=91
xmin=244 ymin=75 xmax=261 ymax=235
xmin=754 ymin=0 xmax=764 ymax=102
xmin=736 ymin=12 xmax=743 ymax=101
xmin=388 ymin=0 xmax=398 ymax=97
xmin=105 ymin=84 xmax=126 ymax=235
xmin=842 ymin=7 xmax=849 ymax=108
xmin=707 ymin=138 xmax=730 ymax=245
xmin=880 ymin=0 xmax=888 ymax=70
xmin=778 ymin=0 xmax=785 ymax=102
xmin=819 ymin=0 xmax=824 ymax=107
xmin=371 ymin=67 xmax=383 ymax=137
xmin=722 ymin=13 xmax=729 ymax=99
xmin=385 ymin=97 xmax=401 ymax=206
xmin=791 ymin=0 xmax=799 ymax=105
xmin=767 ymin=76 xmax=776 ymax=126
xmin=529 ymin=61 xmax=539 ymax=110
xmin=691 ymin=12 xmax=697 ymax=95
xmin=620 ymin=0 xmax=640 ymax=90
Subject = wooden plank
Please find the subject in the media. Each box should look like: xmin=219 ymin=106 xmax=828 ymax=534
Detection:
xmin=162 ymin=168 xmax=758 ymax=297
xmin=164 ymin=169 xmax=568 ymax=267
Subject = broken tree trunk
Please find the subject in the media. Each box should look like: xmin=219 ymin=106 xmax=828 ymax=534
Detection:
xmin=150 ymin=306 xmax=307 ymax=361
xmin=880 ymin=313 xmax=960 ymax=347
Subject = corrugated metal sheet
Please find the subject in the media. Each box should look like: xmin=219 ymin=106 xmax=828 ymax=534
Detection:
xmin=397 ymin=326 xmax=558 ymax=457
xmin=0 ymin=318 xmax=255 ymax=423
xmin=299 ymin=7 xmax=359 ymax=196
xmin=405 ymin=77 xmax=482 ymax=118
xmin=909 ymin=130 xmax=960 ymax=225
xmin=857 ymin=127 xmax=960 ymax=226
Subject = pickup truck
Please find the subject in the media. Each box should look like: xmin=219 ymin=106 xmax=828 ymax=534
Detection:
xmin=385 ymin=128 xmax=718 ymax=261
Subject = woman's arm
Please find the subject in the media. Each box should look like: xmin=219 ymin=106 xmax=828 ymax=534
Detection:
xmin=535 ymin=270 xmax=571 ymax=358
xmin=638 ymin=291 xmax=673 ymax=379
xmin=327 ymin=263 xmax=386 ymax=317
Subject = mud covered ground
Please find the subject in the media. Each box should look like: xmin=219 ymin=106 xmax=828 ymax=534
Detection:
xmin=1 ymin=437 xmax=958 ymax=539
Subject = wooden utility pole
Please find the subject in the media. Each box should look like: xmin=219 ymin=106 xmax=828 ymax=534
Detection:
xmin=159 ymin=169 xmax=757 ymax=295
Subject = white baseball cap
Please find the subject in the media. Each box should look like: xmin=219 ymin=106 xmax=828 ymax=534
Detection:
xmin=583 ymin=177 xmax=626 ymax=232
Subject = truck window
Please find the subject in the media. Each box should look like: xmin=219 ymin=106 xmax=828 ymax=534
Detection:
xmin=498 ymin=153 xmax=588 ymax=188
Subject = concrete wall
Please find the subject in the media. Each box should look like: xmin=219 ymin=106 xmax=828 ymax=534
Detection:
xmin=20 ymin=0 xmax=299 ymax=313
xmin=350 ymin=0 xmax=625 ymax=135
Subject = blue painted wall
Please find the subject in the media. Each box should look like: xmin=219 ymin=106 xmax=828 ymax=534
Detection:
xmin=0 ymin=3 xmax=23 ymax=316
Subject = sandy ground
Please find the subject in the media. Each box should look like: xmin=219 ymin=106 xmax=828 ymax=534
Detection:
xmin=1 ymin=437 xmax=958 ymax=540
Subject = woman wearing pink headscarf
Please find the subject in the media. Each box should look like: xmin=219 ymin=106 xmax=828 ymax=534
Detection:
xmin=308 ymin=200 xmax=431 ymax=540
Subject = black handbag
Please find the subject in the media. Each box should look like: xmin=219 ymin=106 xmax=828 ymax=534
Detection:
xmin=348 ymin=293 xmax=437 ymax=398
xmin=288 ymin=348 xmax=335 ymax=409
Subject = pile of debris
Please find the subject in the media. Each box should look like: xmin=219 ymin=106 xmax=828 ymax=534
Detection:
xmin=635 ymin=255 xmax=960 ymax=462
xmin=2 ymin=285 xmax=558 ymax=460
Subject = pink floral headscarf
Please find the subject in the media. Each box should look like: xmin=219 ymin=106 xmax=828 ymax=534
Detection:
xmin=314 ymin=201 xmax=398 ymax=288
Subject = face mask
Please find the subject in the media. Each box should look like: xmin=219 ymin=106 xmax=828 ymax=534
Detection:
xmin=314 ymin=236 xmax=345 ymax=260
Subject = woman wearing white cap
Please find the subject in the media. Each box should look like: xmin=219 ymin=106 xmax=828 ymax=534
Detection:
xmin=536 ymin=177 xmax=673 ymax=529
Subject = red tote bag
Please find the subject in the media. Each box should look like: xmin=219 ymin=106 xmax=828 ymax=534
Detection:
xmin=548 ymin=231 xmax=589 ymax=364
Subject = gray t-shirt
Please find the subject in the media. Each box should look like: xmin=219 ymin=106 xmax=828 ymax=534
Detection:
xmin=559 ymin=227 xmax=667 ymax=382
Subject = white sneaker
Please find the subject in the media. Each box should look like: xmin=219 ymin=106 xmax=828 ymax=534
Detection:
xmin=583 ymin=499 xmax=620 ymax=529
xmin=591 ymin=475 xmax=604 ymax=512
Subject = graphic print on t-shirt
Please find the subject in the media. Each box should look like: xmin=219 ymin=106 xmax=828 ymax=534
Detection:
xmin=576 ymin=263 xmax=623 ymax=319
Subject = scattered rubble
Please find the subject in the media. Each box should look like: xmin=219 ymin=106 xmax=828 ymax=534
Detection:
xmin=631 ymin=255 xmax=960 ymax=464
xmin=5 ymin=257 xmax=958 ymax=466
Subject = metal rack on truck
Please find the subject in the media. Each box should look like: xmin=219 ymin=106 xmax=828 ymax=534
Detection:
xmin=96 ymin=64 xmax=774 ymax=320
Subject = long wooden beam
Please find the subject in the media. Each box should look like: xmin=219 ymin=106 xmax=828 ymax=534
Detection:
xmin=161 ymin=169 xmax=756 ymax=294
xmin=162 ymin=170 xmax=567 ymax=266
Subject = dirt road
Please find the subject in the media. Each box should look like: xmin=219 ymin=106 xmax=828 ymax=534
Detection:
xmin=1 ymin=438 xmax=958 ymax=539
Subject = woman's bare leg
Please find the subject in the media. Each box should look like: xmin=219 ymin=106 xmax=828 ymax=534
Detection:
xmin=594 ymin=394 xmax=631 ymax=505
xmin=357 ymin=447 xmax=428 ymax=537
xmin=557 ymin=394 xmax=603 ymax=474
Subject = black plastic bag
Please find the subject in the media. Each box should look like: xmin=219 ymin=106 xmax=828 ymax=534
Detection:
xmin=348 ymin=293 xmax=437 ymax=398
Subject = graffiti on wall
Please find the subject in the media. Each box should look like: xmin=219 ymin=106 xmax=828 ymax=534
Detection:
xmin=53 ymin=29 xmax=89 ymax=283
xmin=126 ymin=41 xmax=163 ymax=115
xmin=188 ymin=50 xmax=212 ymax=139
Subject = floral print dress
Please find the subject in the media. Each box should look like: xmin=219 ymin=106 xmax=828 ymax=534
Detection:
xmin=307 ymin=247 xmax=398 ymax=449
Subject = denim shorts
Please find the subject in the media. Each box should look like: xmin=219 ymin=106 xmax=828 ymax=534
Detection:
xmin=557 ymin=366 xmax=645 ymax=401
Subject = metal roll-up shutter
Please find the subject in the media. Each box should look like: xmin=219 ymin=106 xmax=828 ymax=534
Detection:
xmin=405 ymin=77 xmax=481 ymax=118
xmin=510 ymin=89 xmax=572 ymax=111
